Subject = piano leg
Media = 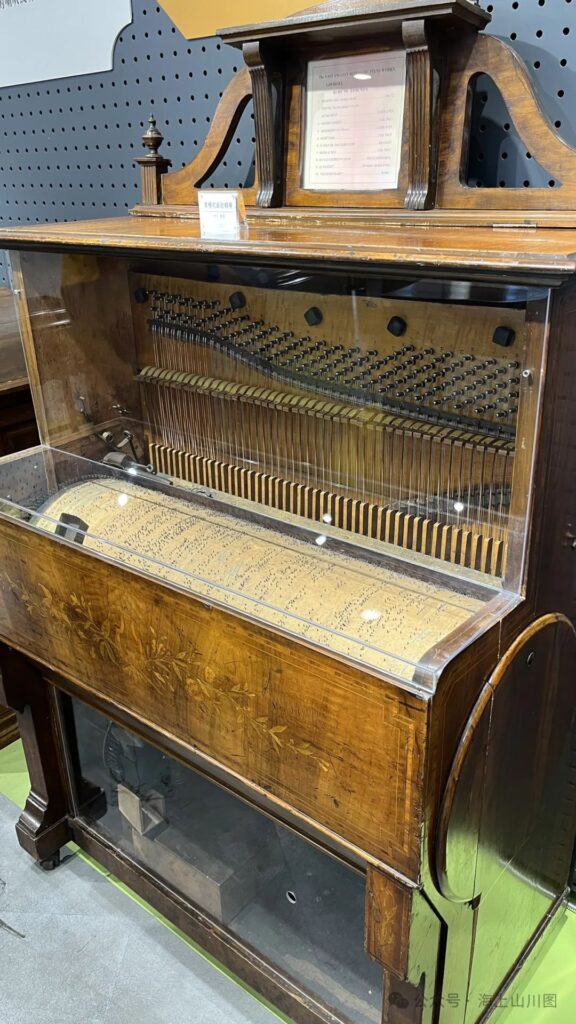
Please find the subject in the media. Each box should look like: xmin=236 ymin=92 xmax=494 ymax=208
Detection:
xmin=0 ymin=644 xmax=72 ymax=868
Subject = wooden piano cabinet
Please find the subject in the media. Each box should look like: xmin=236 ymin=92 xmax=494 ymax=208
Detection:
xmin=3 ymin=592 xmax=574 ymax=1024
xmin=1 ymin=2 xmax=576 ymax=1021
xmin=0 ymin=644 xmax=444 ymax=1024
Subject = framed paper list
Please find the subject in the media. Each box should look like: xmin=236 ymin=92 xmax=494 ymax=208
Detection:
xmin=303 ymin=51 xmax=407 ymax=192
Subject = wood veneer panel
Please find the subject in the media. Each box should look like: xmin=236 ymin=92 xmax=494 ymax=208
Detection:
xmin=1 ymin=218 xmax=576 ymax=281
xmin=365 ymin=867 xmax=413 ymax=977
xmin=0 ymin=516 xmax=427 ymax=877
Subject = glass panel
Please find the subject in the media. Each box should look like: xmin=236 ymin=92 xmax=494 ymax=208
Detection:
xmin=1 ymin=250 xmax=547 ymax=687
xmin=70 ymin=698 xmax=384 ymax=1024
xmin=7 ymin=251 xmax=547 ymax=589
xmin=136 ymin=267 xmax=537 ymax=593
xmin=0 ymin=275 xmax=27 ymax=388
xmin=0 ymin=445 xmax=506 ymax=689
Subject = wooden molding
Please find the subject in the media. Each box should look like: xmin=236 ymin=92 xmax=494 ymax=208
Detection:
xmin=434 ymin=613 xmax=576 ymax=902
xmin=242 ymin=42 xmax=280 ymax=207
xmin=402 ymin=19 xmax=435 ymax=210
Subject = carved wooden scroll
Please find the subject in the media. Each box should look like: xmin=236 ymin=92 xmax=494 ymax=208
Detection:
xmin=402 ymin=20 xmax=436 ymax=211
xmin=437 ymin=34 xmax=576 ymax=211
xmin=242 ymin=43 xmax=281 ymax=207
xmin=159 ymin=68 xmax=258 ymax=207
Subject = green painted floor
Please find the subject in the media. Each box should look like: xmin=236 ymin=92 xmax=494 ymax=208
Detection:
xmin=0 ymin=740 xmax=574 ymax=1023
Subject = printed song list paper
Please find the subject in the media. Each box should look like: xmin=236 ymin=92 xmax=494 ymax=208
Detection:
xmin=303 ymin=51 xmax=407 ymax=192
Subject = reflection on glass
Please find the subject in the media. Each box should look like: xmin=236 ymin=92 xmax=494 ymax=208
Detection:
xmin=70 ymin=698 xmax=384 ymax=1024
xmin=0 ymin=284 xmax=27 ymax=387
xmin=0 ymin=446 xmax=503 ymax=690
xmin=0 ymin=252 xmax=544 ymax=689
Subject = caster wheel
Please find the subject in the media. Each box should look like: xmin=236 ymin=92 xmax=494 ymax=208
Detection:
xmin=39 ymin=852 xmax=61 ymax=871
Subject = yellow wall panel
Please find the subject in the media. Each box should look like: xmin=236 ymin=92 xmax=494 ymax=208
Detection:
xmin=156 ymin=0 xmax=318 ymax=40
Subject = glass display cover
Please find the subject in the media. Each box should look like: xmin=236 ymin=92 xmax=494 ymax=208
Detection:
xmin=69 ymin=697 xmax=384 ymax=1024
xmin=0 ymin=282 xmax=27 ymax=389
xmin=0 ymin=250 xmax=547 ymax=688
xmin=0 ymin=445 xmax=504 ymax=688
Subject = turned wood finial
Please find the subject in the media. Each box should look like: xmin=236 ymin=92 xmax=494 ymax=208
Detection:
xmin=142 ymin=114 xmax=164 ymax=155
xmin=134 ymin=113 xmax=172 ymax=206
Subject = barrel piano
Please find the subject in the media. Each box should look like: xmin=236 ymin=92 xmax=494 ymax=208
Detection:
xmin=0 ymin=2 xmax=575 ymax=1023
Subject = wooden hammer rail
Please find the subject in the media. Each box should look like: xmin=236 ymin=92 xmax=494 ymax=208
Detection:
xmin=136 ymin=365 xmax=515 ymax=453
xmin=149 ymin=441 xmax=508 ymax=578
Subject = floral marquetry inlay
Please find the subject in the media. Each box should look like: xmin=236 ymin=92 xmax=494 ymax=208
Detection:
xmin=0 ymin=568 xmax=331 ymax=774
xmin=0 ymin=516 xmax=426 ymax=875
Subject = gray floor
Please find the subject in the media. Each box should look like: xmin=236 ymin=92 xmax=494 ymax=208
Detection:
xmin=0 ymin=794 xmax=280 ymax=1024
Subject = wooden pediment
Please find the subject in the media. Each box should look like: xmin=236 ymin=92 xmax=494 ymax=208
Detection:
xmin=132 ymin=0 xmax=576 ymax=225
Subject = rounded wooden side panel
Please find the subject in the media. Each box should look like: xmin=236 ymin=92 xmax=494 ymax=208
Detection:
xmin=434 ymin=614 xmax=576 ymax=1014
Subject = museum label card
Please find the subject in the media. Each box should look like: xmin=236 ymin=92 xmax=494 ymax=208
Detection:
xmin=198 ymin=189 xmax=247 ymax=239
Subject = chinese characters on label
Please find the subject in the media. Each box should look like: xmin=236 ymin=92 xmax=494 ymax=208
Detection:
xmin=389 ymin=990 xmax=558 ymax=1012
xmin=198 ymin=190 xmax=247 ymax=240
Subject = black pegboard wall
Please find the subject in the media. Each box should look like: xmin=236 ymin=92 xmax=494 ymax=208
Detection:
xmin=2 ymin=0 xmax=576 ymax=287
xmin=0 ymin=2 xmax=255 ymax=286
xmin=468 ymin=0 xmax=576 ymax=188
